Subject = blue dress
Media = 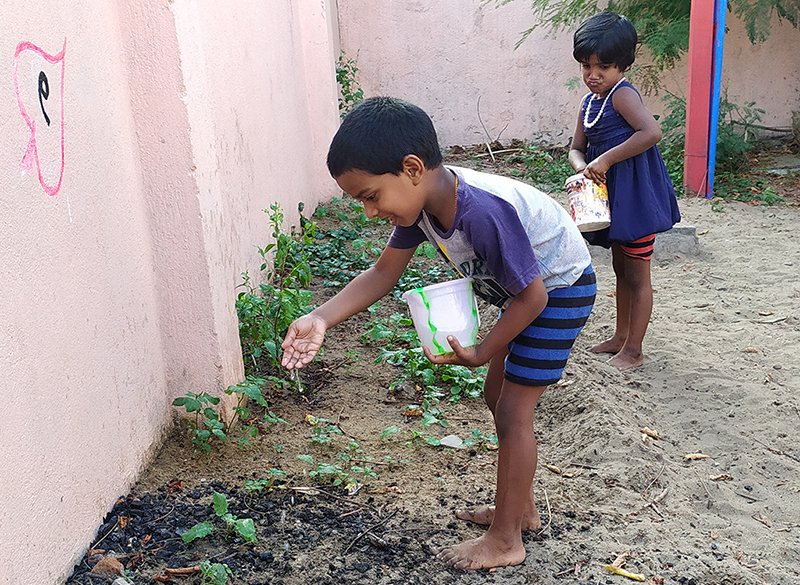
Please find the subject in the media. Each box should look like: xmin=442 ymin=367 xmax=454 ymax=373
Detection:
xmin=581 ymin=80 xmax=680 ymax=247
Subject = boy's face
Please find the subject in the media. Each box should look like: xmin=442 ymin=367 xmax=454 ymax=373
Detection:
xmin=580 ymin=55 xmax=624 ymax=97
xmin=334 ymin=168 xmax=424 ymax=227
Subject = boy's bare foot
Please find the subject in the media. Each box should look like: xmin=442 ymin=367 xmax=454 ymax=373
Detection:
xmin=589 ymin=338 xmax=625 ymax=354
xmin=607 ymin=349 xmax=643 ymax=371
xmin=431 ymin=534 xmax=526 ymax=570
xmin=455 ymin=505 xmax=541 ymax=531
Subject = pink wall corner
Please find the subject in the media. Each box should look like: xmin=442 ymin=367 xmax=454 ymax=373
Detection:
xmin=1 ymin=0 xmax=341 ymax=583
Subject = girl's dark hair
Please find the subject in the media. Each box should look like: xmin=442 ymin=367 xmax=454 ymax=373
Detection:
xmin=327 ymin=96 xmax=443 ymax=178
xmin=573 ymin=11 xmax=637 ymax=70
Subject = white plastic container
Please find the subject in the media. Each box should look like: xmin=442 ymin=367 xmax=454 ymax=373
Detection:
xmin=565 ymin=172 xmax=611 ymax=232
xmin=401 ymin=277 xmax=480 ymax=355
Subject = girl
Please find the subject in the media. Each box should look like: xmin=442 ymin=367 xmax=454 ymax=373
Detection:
xmin=568 ymin=11 xmax=681 ymax=371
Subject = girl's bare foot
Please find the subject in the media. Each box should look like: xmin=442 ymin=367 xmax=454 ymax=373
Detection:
xmin=455 ymin=505 xmax=541 ymax=531
xmin=589 ymin=337 xmax=625 ymax=354
xmin=607 ymin=349 xmax=643 ymax=371
xmin=432 ymin=533 xmax=526 ymax=570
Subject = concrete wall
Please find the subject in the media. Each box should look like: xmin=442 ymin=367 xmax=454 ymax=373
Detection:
xmin=336 ymin=0 xmax=800 ymax=147
xmin=0 ymin=1 xmax=339 ymax=583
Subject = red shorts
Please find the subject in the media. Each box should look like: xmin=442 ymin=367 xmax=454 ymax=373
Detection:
xmin=620 ymin=234 xmax=655 ymax=260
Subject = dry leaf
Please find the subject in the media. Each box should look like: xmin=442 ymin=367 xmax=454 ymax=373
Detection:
xmin=545 ymin=464 xmax=562 ymax=474
xmin=90 ymin=557 xmax=124 ymax=578
xmin=640 ymin=427 xmax=661 ymax=440
xmin=684 ymin=453 xmax=710 ymax=461
xmin=742 ymin=348 xmax=758 ymax=353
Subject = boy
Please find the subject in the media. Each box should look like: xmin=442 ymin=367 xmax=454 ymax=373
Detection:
xmin=281 ymin=97 xmax=596 ymax=569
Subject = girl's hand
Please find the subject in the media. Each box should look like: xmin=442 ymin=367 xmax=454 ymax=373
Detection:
xmin=281 ymin=314 xmax=327 ymax=370
xmin=422 ymin=337 xmax=487 ymax=368
xmin=584 ymin=157 xmax=610 ymax=184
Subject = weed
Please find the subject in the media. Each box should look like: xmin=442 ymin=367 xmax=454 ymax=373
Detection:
xmin=297 ymin=454 xmax=376 ymax=494
xmin=360 ymin=311 xmax=417 ymax=347
xmin=304 ymin=414 xmax=344 ymax=448
xmin=336 ymin=51 xmax=364 ymax=117
xmin=171 ymin=391 xmax=226 ymax=455
xmin=224 ymin=376 xmax=288 ymax=448
xmin=307 ymin=198 xmax=386 ymax=287
xmin=510 ymin=145 xmax=573 ymax=191
xmin=235 ymin=203 xmax=316 ymax=390
xmin=243 ymin=468 xmax=287 ymax=494
xmin=380 ymin=425 xmax=442 ymax=448
xmin=462 ymin=427 xmax=499 ymax=450
xmin=172 ymin=377 xmax=287 ymax=455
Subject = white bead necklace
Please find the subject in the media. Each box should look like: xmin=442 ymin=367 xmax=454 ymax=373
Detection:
xmin=583 ymin=77 xmax=626 ymax=129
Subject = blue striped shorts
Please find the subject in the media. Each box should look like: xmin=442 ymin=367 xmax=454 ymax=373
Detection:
xmin=504 ymin=266 xmax=596 ymax=387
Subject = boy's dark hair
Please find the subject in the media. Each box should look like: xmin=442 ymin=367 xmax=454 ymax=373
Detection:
xmin=573 ymin=11 xmax=637 ymax=70
xmin=327 ymin=96 xmax=443 ymax=178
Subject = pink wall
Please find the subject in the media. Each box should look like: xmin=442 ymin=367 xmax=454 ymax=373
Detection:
xmin=337 ymin=0 xmax=800 ymax=148
xmin=0 ymin=1 xmax=339 ymax=583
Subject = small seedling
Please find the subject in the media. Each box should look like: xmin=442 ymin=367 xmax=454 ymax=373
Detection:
xmin=200 ymin=561 xmax=232 ymax=585
xmin=181 ymin=491 xmax=257 ymax=544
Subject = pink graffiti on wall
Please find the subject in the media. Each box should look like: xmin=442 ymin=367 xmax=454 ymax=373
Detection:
xmin=14 ymin=39 xmax=66 ymax=197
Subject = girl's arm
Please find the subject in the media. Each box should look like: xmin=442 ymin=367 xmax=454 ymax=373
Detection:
xmin=569 ymin=103 xmax=589 ymax=173
xmin=583 ymin=86 xmax=662 ymax=183
xmin=281 ymin=245 xmax=416 ymax=369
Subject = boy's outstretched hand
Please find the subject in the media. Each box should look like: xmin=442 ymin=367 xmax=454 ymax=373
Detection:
xmin=422 ymin=336 xmax=486 ymax=368
xmin=281 ymin=314 xmax=327 ymax=370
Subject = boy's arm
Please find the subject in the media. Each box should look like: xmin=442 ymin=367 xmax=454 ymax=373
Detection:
xmin=425 ymin=276 xmax=548 ymax=368
xmin=281 ymin=245 xmax=416 ymax=369
xmin=569 ymin=106 xmax=589 ymax=173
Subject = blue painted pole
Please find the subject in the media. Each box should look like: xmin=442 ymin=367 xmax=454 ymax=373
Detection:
xmin=707 ymin=0 xmax=728 ymax=197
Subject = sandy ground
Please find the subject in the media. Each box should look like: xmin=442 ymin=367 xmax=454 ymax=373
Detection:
xmin=74 ymin=194 xmax=800 ymax=585
xmin=498 ymin=196 xmax=800 ymax=585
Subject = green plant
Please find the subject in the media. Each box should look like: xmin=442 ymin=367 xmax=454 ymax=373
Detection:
xmin=304 ymin=414 xmax=344 ymax=448
xmin=297 ymin=454 xmax=377 ymax=494
xmin=182 ymin=491 xmax=257 ymax=544
xmin=243 ymin=468 xmax=287 ymax=493
xmin=236 ymin=203 xmax=315 ymax=382
xmin=172 ymin=377 xmax=287 ymax=455
xmin=171 ymin=391 xmax=227 ymax=455
xmin=199 ymin=561 xmax=232 ymax=585
xmin=659 ymin=92 xmax=774 ymax=197
xmin=360 ymin=311 xmax=418 ymax=347
xmin=380 ymin=424 xmax=442 ymax=448
xmin=306 ymin=198 xmax=386 ymax=287
xmin=715 ymin=98 xmax=765 ymax=174
xmin=511 ymin=145 xmax=574 ymax=191
xmin=462 ymin=427 xmax=500 ymax=450
xmin=224 ymin=376 xmax=288 ymax=448
xmin=336 ymin=51 xmax=364 ymax=117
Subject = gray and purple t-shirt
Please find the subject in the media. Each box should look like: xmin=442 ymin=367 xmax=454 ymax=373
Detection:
xmin=388 ymin=166 xmax=592 ymax=309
